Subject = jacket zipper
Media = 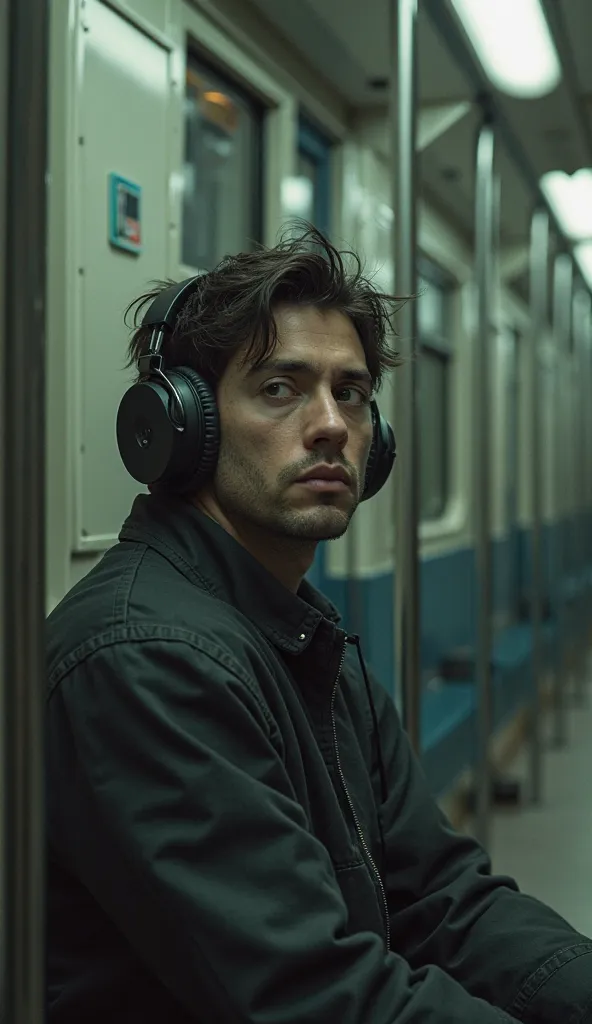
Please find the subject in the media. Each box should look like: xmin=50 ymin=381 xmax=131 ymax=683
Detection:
xmin=330 ymin=635 xmax=391 ymax=951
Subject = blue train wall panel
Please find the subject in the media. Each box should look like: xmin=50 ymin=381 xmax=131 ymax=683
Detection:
xmin=310 ymin=515 xmax=592 ymax=797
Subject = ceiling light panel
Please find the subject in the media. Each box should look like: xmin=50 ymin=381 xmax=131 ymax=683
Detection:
xmin=450 ymin=0 xmax=561 ymax=99
xmin=541 ymin=170 xmax=592 ymax=241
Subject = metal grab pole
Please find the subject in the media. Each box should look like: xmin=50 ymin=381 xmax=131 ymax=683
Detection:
xmin=581 ymin=303 xmax=589 ymax=651
xmin=581 ymin=292 xmax=591 ymax=696
xmin=1 ymin=0 xmax=50 ymax=1019
xmin=528 ymin=209 xmax=549 ymax=805
xmin=391 ymin=0 xmax=421 ymax=752
xmin=581 ymin=299 xmax=589 ymax=679
xmin=551 ymin=253 xmax=572 ymax=747
xmin=473 ymin=119 xmax=495 ymax=850
xmin=572 ymin=287 xmax=590 ymax=706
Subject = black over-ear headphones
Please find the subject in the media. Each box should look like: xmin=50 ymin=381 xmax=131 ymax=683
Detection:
xmin=116 ymin=277 xmax=396 ymax=501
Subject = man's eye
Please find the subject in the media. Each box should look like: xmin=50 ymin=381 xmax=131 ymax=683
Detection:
xmin=262 ymin=381 xmax=295 ymax=399
xmin=338 ymin=387 xmax=371 ymax=406
xmin=261 ymin=382 xmax=370 ymax=405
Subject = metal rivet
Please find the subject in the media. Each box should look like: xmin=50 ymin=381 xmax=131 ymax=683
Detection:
xmin=299 ymin=633 xmax=306 ymax=641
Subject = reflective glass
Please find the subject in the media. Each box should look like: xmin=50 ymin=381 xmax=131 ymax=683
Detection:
xmin=183 ymin=56 xmax=262 ymax=270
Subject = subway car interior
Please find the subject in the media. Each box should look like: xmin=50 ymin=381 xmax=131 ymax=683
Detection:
xmin=2 ymin=0 xmax=592 ymax=1016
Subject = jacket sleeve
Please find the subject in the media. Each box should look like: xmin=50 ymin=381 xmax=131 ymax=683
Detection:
xmin=370 ymin=676 xmax=592 ymax=1024
xmin=48 ymin=635 xmax=522 ymax=1024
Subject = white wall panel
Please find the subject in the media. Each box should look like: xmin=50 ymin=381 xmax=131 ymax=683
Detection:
xmin=329 ymin=128 xmax=476 ymax=577
xmin=117 ymin=0 xmax=172 ymax=35
xmin=73 ymin=0 xmax=172 ymax=550
xmin=327 ymin=142 xmax=396 ymax=578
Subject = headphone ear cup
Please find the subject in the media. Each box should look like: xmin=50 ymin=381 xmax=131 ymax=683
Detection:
xmin=361 ymin=403 xmax=396 ymax=502
xmin=116 ymin=367 xmax=219 ymax=493
xmin=162 ymin=367 xmax=220 ymax=494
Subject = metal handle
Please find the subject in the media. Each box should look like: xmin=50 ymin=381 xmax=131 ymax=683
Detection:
xmin=391 ymin=0 xmax=421 ymax=751
xmin=528 ymin=208 xmax=550 ymax=803
xmin=551 ymin=252 xmax=573 ymax=747
xmin=571 ymin=285 xmax=590 ymax=706
xmin=473 ymin=118 xmax=496 ymax=849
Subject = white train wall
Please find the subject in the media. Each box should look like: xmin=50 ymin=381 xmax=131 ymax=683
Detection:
xmin=44 ymin=0 xmax=590 ymax=794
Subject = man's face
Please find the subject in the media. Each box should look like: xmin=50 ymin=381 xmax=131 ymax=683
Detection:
xmin=208 ymin=303 xmax=374 ymax=543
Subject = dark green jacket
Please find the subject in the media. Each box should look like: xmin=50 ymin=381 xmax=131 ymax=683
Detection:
xmin=46 ymin=491 xmax=592 ymax=1023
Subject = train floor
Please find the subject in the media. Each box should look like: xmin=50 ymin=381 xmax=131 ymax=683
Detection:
xmin=466 ymin=671 xmax=592 ymax=938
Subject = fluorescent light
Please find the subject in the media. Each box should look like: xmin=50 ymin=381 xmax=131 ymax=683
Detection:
xmin=450 ymin=0 xmax=561 ymax=98
xmin=541 ymin=170 xmax=592 ymax=241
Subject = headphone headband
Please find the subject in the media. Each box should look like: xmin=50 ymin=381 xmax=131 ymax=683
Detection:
xmin=141 ymin=277 xmax=203 ymax=363
xmin=143 ymin=276 xmax=203 ymax=331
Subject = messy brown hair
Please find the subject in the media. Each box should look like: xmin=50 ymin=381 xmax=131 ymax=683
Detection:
xmin=124 ymin=223 xmax=405 ymax=392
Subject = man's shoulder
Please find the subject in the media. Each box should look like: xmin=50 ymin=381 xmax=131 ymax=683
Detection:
xmin=46 ymin=537 xmax=265 ymax=691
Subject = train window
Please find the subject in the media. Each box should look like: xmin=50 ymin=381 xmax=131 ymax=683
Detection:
xmin=295 ymin=151 xmax=316 ymax=224
xmin=297 ymin=116 xmax=332 ymax=236
xmin=418 ymin=267 xmax=452 ymax=521
xmin=183 ymin=54 xmax=263 ymax=270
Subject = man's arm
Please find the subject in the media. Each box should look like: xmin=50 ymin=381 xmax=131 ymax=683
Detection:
xmin=48 ymin=634 xmax=520 ymax=1024
xmin=370 ymin=676 xmax=592 ymax=1024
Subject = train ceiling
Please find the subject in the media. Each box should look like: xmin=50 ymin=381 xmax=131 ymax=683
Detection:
xmin=250 ymin=0 xmax=592 ymax=283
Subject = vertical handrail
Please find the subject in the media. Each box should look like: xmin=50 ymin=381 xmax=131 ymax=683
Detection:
xmin=391 ymin=0 xmax=421 ymax=751
xmin=581 ymin=301 xmax=589 ymax=671
xmin=528 ymin=208 xmax=550 ymax=804
xmin=473 ymin=118 xmax=495 ymax=850
xmin=571 ymin=286 xmax=590 ymax=705
xmin=579 ymin=290 xmax=587 ymax=695
xmin=581 ymin=299 xmax=589 ymax=638
xmin=551 ymin=253 xmax=573 ymax=747
xmin=1 ymin=0 xmax=50 ymax=1020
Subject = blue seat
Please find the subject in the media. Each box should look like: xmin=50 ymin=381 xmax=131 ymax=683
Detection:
xmin=421 ymin=683 xmax=476 ymax=795
xmin=491 ymin=625 xmax=533 ymax=673
xmin=423 ymin=620 xmax=557 ymax=796
xmin=421 ymin=683 xmax=476 ymax=752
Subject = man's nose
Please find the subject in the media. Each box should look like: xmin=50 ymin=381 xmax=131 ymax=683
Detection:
xmin=302 ymin=391 xmax=349 ymax=451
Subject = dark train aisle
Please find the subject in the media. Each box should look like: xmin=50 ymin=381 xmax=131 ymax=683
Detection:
xmin=476 ymin=677 xmax=592 ymax=937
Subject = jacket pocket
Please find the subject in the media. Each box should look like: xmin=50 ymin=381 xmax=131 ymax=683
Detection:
xmin=333 ymin=860 xmax=387 ymax=942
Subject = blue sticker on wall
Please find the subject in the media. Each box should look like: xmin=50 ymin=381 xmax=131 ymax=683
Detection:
xmin=109 ymin=173 xmax=142 ymax=255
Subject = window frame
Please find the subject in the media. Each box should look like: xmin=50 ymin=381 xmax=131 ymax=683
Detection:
xmin=174 ymin=4 xmax=298 ymax=281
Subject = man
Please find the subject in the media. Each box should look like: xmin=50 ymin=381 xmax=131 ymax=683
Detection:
xmin=47 ymin=226 xmax=592 ymax=1023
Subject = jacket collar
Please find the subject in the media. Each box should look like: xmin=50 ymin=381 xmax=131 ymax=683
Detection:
xmin=119 ymin=492 xmax=342 ymax=655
